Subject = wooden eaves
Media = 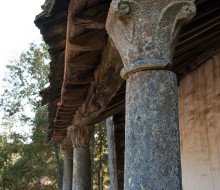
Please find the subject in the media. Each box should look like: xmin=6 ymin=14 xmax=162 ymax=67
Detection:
xmin=34 ymin=0 xmax=220 ymax=142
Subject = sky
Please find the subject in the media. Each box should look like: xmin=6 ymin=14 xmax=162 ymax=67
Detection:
xmin=0 ymin=0 xmax=45 ymax=87
xmin=0 ymin=0 xmax=46 ymax=134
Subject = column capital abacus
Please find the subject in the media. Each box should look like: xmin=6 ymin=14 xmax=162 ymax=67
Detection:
xmin=106 ymin=0 xmax=196 ymax=79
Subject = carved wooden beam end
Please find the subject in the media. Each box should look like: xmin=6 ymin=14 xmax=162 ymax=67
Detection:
xmin=106 ymin=0 xmax=196 ymax=79
xmin=67 ymin=125 xmax=94 ymax=147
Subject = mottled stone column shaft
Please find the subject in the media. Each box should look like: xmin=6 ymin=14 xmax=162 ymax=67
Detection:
xmin=68 ymin=125 xmax=93 ymax=190
xmin=106 ymin=112 xmax=125 ymax=190
xmin=106 ymin=0 xmax=196 ymax=189
xmin=125 ymin=70 xmax=181 ymax=189
xmin=72 ymin=146 xmax=91 ymax=190
xmin=61 ymin=145 xmax=73 ymax=190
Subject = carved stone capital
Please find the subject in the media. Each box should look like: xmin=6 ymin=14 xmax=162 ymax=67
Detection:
xmin=67 ymin=125 xmax=94 ymax=148
xmin=61 ymin=136 xmax=73 ymax=150
xmin=106 ymin=0 xmax=196 ymax=79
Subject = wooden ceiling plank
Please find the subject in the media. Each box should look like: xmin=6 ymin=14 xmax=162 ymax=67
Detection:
xmin=180 ymin=9 xmax=220 ymax=40
xmin=175 ymin=24 xmax=220 ymax=56
xmin=89 ymin=102 xmax=125 ymax=125
xmin=179 ymin=14 xmax=220 ymax=44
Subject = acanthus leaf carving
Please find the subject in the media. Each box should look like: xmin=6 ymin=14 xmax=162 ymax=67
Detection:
xmin=67 ymin=125 xmax=94 ymax=147
xmin=155 ymin=1 xmax=196 ymax=60
xmin=106 ymin=0 xmax=196 ymax=79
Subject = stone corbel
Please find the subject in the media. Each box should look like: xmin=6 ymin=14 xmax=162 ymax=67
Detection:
xmin=106 ymin=0 xmax=196 ymax=79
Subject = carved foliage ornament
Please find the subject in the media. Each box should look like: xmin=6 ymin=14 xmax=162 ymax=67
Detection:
xmin=67 ymin=125 xmax=94 ymax=147
xmin=106 ymin=0 xmax=196 ymax=79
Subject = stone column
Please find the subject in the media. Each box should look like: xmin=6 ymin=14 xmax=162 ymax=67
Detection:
xmin=106 ymin=1 xmax=196 ymax=189
xmin=67 ymin=125 xmax=93 ymax=190
xmin=106 ymin=112 xmax=125 ymax=190
xmin=61 ymin=137 xmax=73 ymax=190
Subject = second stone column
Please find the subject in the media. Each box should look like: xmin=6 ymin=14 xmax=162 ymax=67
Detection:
xmin=68 ymin=125 xmax=93 ymax=190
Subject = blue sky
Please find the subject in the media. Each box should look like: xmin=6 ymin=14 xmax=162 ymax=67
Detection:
xmin=0 ymin=0 xmax=45 ymax=88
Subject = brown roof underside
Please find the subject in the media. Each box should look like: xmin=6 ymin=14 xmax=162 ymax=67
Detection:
xmin=35 ymin=0 xmax=220 ymax=142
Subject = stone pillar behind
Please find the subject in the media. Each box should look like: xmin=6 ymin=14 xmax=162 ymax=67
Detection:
xmin=106 ymin=112 xmax=125 ymax=190
xmin=106 ymin=0 xmax=196 ymax=189
xmin=68 ymin=125 xmax=93 ymax=190
xmin=61 ymin=140 xmax=73 ymax=190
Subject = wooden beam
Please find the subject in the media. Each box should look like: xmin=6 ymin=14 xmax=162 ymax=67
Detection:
xmin=66 ymin=69 xmax=95 ymax=84
xmin=58 ymin=105 xmax=78 ymax=111
xmin=180 ymin=7 xmax=220 ymax=39
xmin=91 ymin=102 xmax=125 ymax=125
xmin=58 ymin=110 xmax=75 ymax=115
xmin=73 ymin=39 xmax=124 ymax=125
xmin=54 ymin=120 xmax=72 ymax=124
xmin=40 ymin=87 xmax=61 ymax=105
xmin=65 ymin=51 xmax=101 ymax=84
xmin=57 ymin=113 xmax=75 ymax=118
xmin=56 ymin=116 xmax=73 ymax=120
xmin=73 ymin=3 xmax=110 ymax=29
xmin=68 ymin=51 xmax=100 ymax=70
xmin=62 ymin=98 xmax=86 ymax=106
xmin=48 ymin=40 xmax=66 ymax=54
xmin=175 ymin=23 xmax=220 ymax=56
xmin=177 ymin=17 xmax=220 ymax=49
xmin=69 ymin=30 xmax=107 ymax=51
xmin=62 ymin=85 xmax=89 ymax=99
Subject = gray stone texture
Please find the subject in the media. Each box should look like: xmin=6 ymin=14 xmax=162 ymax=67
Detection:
xmin=124 ymin=70 xmax=182 ymax=190
xmin=106 ymin=1 xmax=196 ymax=189
xmin=107 ymin=113 xmax=125 ymax=190
xmin=72 ymin=146 xmax=91 ymax=190
xmin=67 ymin=126 xmax=93 ymax=190
xmin=61 ymin=145 xmax=73 ymax=190
xmin=106 ymin=0 xmax=196 ymax=79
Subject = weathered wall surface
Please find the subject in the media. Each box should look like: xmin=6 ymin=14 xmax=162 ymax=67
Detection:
xmin=179 ymin=52 xmax=220 ymax=190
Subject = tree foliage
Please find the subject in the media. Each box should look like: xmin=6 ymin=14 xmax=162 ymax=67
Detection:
xmin=0 ymin=41 xmax=111 ymax=190
xmin=0 ymin=42 xmax=49 ymax=124
xmin=0 ymin=42 xmax=61 ymax=190
xmin=91 ymin=122 xmax=110 ymax=190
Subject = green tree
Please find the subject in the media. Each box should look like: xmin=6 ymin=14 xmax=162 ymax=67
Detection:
xmin=0 ymin=131 xmax=24 ymax=190
xmin=0 ymin=41 xmax=111 ymax=190
xmin=2 ymin=107 xmax=58 ymax=190
xmin=1 ymin=42 xmax=49 ymax=125
xmin=91 ymin=122 xmax=109 ymax=190
xmin=0 ymin=42 xmax=62 ymax=190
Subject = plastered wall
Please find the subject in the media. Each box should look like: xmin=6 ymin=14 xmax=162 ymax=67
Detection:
xmin=179 ymin=52 xmax=220 ymax=190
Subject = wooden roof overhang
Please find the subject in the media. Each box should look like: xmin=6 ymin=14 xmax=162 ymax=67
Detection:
xmin=35 ymin=0 xmax=220 ymax=142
